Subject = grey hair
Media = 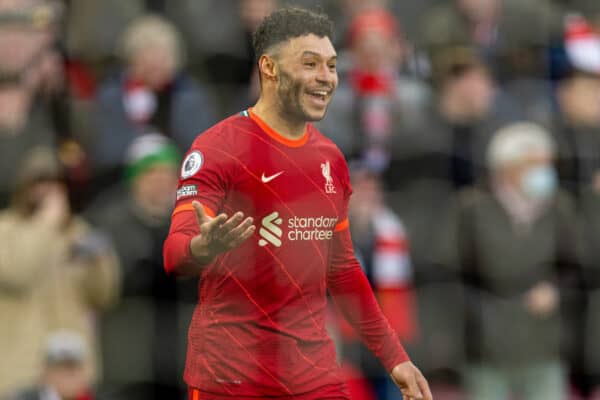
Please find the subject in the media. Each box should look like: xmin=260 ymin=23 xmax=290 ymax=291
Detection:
xmin=487 ymin=122 xmax=555 ymax=169
xmin=118 ymin=14 xmax=185 ymax=69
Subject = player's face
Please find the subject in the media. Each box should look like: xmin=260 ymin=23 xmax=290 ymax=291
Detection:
xmin=275 ymin=34 xmax=338 ymax=122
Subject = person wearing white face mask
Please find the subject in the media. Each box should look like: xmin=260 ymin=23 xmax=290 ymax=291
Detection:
xmin=487 ymin=122 xmax=559 ymax=232
xmin=520 ymin=164 xmax=558 ymax=200
xmin=438 ymin=122 xmax=583 ymax=400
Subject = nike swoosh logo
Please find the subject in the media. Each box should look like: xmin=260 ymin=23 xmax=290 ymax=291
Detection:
xmin=261 ymin=171 xmax=284 ymax=183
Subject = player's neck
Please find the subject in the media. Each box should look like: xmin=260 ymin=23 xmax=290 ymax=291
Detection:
xmin=252 ymin=99 xmax=307 ymax=140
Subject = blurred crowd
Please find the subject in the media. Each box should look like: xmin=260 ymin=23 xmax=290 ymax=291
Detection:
xmin=2 ymin=0 xmax=600 ymax=399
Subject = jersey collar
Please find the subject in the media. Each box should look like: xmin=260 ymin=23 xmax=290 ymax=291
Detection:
xmin=247 ymin=108 xmax=309 ymax=148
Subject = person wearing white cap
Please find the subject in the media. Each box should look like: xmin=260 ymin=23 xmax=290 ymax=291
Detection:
xmin=439 ymin=122 xmax=581 ymax=400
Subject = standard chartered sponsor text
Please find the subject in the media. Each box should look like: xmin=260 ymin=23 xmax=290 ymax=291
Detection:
xmin=287 ymin=216 xmax=337 ymax=241
xmin=259 ymin=212 xmax=338 ymax=246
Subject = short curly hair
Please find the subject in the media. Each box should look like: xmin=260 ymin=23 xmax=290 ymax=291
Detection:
xmin=252 ymin=7 xmax=334 ymax=61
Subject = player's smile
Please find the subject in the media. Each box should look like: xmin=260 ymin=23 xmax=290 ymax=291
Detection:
xmin=305 ymin=88 xmax=332 ymax=108
xmin=300 ymin=88 xmax=331 ymax=118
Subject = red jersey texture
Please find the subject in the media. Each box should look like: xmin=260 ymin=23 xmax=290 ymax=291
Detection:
xmin=163 ymin=109 xmax=409 ymax=397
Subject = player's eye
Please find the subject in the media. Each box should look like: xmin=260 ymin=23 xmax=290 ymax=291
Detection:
xmin=304 ymin=62 xmax=317 ymax=68
xmin=328 ymin=64 xmax=337 ymax=71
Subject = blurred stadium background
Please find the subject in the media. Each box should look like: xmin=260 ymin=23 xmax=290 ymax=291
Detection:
xmin=2 ymin=0 xmax=600 ymax=399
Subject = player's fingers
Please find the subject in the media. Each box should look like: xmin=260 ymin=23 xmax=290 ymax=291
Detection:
xmin=225 ymin=217 xmax=254 ymax=243
xmin=228 ymin=223 xmax=256 ymax=248
xmin=403 ymin=376 xmax=423 ymax=400
xmin=416 ymin=371 xmax=432 ymax=400
xmin=215 ymin=212 xmax=245 ymax=237
xmin=192 ymin=201 xmax=208 ymax=226
xmin=202 ymin=212 xmax=228 ymax=234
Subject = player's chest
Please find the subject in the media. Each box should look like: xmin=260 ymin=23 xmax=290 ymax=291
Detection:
xmin=228 ymin=149 xmax=344 ymax=215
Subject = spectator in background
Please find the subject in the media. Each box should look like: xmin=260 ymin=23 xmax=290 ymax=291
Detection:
xmin=419 ymin=0 xmax=562 ymax=80
xmin=441 ymin=122 xmax=581 ymax=400
xmin=555 ymin=68 xmax=600 ymax=196
xmin=169 ymin=0 xmax=280 ymax=115
xmin=164 ymin=0 xmax=277 ymax=85
xmin=12 ymin=331 xmax=100 ymax=400
xmin=332 ymin=162 xmax=417 ymax=400
xmin=64 ymin=0 xmax=146 ymax=81
xmin=204 ymin=0 xmax=277 ymax=86
xmin=578 ymin=156 xmax=600 ymax=400
xmin=86 ymin=134 xmax=194 ymax=400
xmin=318 ymin=7 xmax=430 ymax=178
xmin=426 ymin=48 xmax=521 ymax=191
xmin=0 ymin=147 xmax=120 ymax=397
xmin=227 ymin=0 xmax=279 ymax=114
xmin=422 ymin=0 xmax=502 ymax=51
xmin=387 ymin=49 xmax=519 ymax=302
xmin=92 ymin=14 xmax=216 ymax=185
xmin=564 ymin=17 xmax=600 ymax=394
xmin=553 ymin=14 xmax=600 ymax=199
xmin=0 ymin=0 xmax=66 ymax=206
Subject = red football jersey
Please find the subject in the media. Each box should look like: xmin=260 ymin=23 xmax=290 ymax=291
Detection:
xmin=164 ymin=109 xmax=408 ymax=398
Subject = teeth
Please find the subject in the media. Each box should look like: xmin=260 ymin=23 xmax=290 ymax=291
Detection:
xmin=309 ymin=90 xmax=328 ymax=100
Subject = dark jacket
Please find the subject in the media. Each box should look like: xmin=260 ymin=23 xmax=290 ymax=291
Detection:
xmin=91 ymin=72 xmax=216 ymax=173
xmin=443 ymin=187 xmax=581 ymax=366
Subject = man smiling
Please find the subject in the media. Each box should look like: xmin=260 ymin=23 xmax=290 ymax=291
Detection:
xmin=163 ymin=7 xmax=432 ymax=400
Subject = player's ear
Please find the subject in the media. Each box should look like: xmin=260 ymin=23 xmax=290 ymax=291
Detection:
xmin=258 ymin=54 xmax=278 ymax=82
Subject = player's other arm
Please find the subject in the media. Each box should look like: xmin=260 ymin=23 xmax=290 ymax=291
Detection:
xmin=327 ymin=226 xmax=432 ymax=400
xmin=163 ymin=201 xmax=255 ymax=277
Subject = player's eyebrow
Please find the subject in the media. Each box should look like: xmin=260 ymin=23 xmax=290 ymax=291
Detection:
xmin=301 ymin=51 xmax=337 ymax=61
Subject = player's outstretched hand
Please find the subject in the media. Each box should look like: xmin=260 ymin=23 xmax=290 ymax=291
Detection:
xmin=189 ymin=201 xmax=255 ymax=264
xmin=390 ymin=361 xmax=433 ymax=400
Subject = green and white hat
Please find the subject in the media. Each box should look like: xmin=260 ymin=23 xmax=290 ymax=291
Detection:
xmin=125 ymin=133 xmax=181 ymax=182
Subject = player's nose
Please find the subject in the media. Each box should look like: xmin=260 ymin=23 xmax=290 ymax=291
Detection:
xmin=315 ymin=63 xmax=336 ymax=87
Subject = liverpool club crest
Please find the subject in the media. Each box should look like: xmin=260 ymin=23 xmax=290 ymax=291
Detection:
xmin=321 ymin=161 xmax=336 ymax=194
